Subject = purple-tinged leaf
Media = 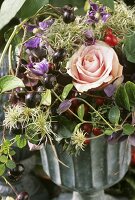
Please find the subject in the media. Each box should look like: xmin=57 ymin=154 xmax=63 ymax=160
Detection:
xmin=129 ymin=134 xmax=135 ymax=146
xmin=104 ymin=84 xmax=115 ymax=97
xmin=118 ymin=135 xmax=128 ymax=143
xmin=107 ymin=131 xmax=122 ymax=144
xmin=57 ymin=100 xmax=72 ymax=115
xmin=28 ymin=141 xmax=43 ymax=151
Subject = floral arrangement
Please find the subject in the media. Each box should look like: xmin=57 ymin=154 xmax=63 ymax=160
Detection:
xmin=0 ymin=1 xmax=135 ymax=197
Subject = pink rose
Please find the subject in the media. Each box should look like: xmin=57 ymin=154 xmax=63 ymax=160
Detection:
xmin=66 ymin=41 xmax=123 ymax=92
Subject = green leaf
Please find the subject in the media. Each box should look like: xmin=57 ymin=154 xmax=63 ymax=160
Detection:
xmin=77 ymin=104 xmax=85 ymax=120
xmin=17 ymin=0 xmax=49 ymax=19
xmin=104 ymin=129 xmax=114 ymax=135
xmin=125 ymin=81 xmax=135 ymax=107
xmin=9 ymin=150 xmax=16 ymax=156
xmin=16 ymin=135 xmax=27 ymax=148
xmin=6 ymin=160 xmax=16 ymax=169
xmin=56 ymin=116 xmax=76 ymax=139
xmin=49 ymin=0 xmax=85 ymax=15
xmin=123 ymin=34 xmax=135 ymax=63
xmin=61 ymin=84 xmax=73 ymax=100
xmin=84 ymin=0 xmax=90 ymax=12
xmin=0 ymin=155 xmax=8 ymax=163
xmin=41 ymin=89 xmax=51 ymax=106
xmin=123 ymin=123 xmax=135 ymax=135
xmin=4 ymin=28 xmax=23 ymax=47
xmin=98 ymin=0 xmax=114 ymax=9
xmin=0 ymin=75 xmax=25 ymax=93
xmin=115 ymin=85 xmax=130 ymax=111
xmin=108 ymin=106 xmax=120 ymax=124
xmin=0 ymin=164 xmax=5 ymax=175
xmin=0 ymin=0 xmax=26 ymax=30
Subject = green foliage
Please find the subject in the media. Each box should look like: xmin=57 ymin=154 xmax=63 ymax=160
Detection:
xmin=4 ymin=28 xmax=23 ymax=47
xmin=41 ymin=89 xmax=51 ymax=106
xmin=0 ymin=75 xmax=25 ymax=93
xmin=0 ymin=155 xmax=8 ymax=163
xmin=17 ymin=0 xmax=49 ymax=19
xmin=98 ymin=0 xmax=114 ymax=10
xmin=56 ymin=116 xmax=76 ymax=139
xmin=115 ymin=85 xmax=130 ymax=111
xmin=115 ymin=81 xmax=135 ymax=112
xmin=0 ymin=0 xmax=26 ymax=30
xmin=125 ymin=81 xmax=135 ymax=107
xmin=77 ymin=104 xmax=85 ymax=120
xmin=15 ymin=135 xmax=27 ymax=148
xmin=104 ymin=129 xmax=114 ymax=135
xmin=61 ymin=84 xmax=73 ymax=100
xmin=6 ymin=160 xmax=16 ymax=169
xmin=50 ymin=0 xmax=86 ymax=15
xmin=123 ymin=34 xmax=135 ymax=63
xmin=0 ymin=164 xmax=5 ymax=175
xmin=123 ymin=123 xmax=135 ymax=135
xmin=108 ymin=106 xmax=120 ymax=124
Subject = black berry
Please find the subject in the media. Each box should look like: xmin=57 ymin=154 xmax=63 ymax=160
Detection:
xmin=7 ymin=164 xmax=25 ymax=181
xmin=53 ymin=48 xmax=66 ymax=63
xmin=63 ymin=11 xmax=75 ymax=24
xmin=25 ymin=92 xmax=41 ymax=108
xmin=16 ymin=191 xmax=29 ymax=200
xmin=43 ymin=74 xmax=57 ymax=89
xmin=8 ymin=164 xmax=25 ymax=177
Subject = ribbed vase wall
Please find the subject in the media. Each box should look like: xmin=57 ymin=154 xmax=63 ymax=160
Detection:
xmin=40 ymin=136 xmax=130 ymax=194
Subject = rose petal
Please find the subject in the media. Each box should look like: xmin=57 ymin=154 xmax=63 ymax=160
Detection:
xmin=66 ymin=41 xmax=123 ymax=92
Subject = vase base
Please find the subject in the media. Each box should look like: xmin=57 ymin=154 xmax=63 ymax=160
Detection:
xmin=52 ymin=193 xmax=128 ymax=200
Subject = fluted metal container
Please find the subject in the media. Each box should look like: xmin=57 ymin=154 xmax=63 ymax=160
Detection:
xmin=40 ymin=136 xmax=131 ymax=200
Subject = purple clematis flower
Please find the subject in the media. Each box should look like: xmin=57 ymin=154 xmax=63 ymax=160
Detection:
xmin=24 ymin=37 xmax=41 ymax=49
xmin=27 ymin=24 xmax=37 ymax=32
xmin=28 ymin=58 xmax=49 ymax=76
xmin=87 ymin=1 xmax=110 ymax=24
xmin=39 ymin=19 xmax=54 ymax=31
xmin=84 ymin=30 xmax=95 ymax=45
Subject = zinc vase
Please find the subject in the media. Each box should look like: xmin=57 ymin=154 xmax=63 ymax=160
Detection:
xmin=40 ymin=136 xmax=130 ymax=200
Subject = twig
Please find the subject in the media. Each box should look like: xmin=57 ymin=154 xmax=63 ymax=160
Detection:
xmin=2 ymin=176 xmax=18 ymax=196
xmin=15 ymin=27 xmax=27 ymax=76
xmin=8 ymin=45 xmax=14 ymax=75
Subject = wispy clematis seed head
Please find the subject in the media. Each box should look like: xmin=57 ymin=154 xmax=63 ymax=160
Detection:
xmin=87 ymin=1 xmax=110 ymax=24
xmin=24 ymin=37 xmax=41 ymax=49
xmin=28 ymin=59 xmax=49 ymax=76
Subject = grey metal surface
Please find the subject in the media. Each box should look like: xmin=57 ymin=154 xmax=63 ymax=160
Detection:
xmin=52 ymin=192 xmax=128 ymax=200
xmin=40 ymin=137 xmax=131 ymax=200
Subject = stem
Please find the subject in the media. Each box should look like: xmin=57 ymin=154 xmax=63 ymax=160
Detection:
xmin=0 ymin=19 xmax=28 ymax=68
xmin=86 ymin=133 xmax=105 ymax=140
xmin=2 ymin=176 xmax=18 ymax=196
xmin=121 ymin=112 xmax=132 ymax=126
xmin=51 ymin=89 xmax=84 ymax=123
xmin=15 ymin=27 xmax=27 ymax=76
xmin=8 ymin=45 xmax=14 ymax=75
xmin=0 ymin=26 xmax=18 ymax=67
xmin=73 ymin=97 xmax=114 ymax=131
